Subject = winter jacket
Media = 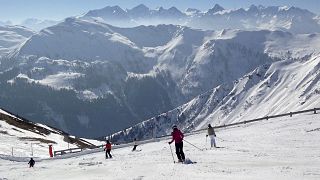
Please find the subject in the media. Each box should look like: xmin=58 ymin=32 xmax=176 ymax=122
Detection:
xmin=207 ymin=127 xmax=216 ymax=136
xmin=170 ymin=129 xmax=184 ymax=144
xmin=28 ymin=159 xmax=35 ymax=166
xmin=105 ymin=143 xmax=112 ymax=150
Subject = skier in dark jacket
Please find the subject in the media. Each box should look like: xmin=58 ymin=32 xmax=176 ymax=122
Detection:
xmin=132 ymin=138 xmax=138 ymax=151
xmin=28 ymin=158 xmax=35 ymax=168
xmin=168 ymin=125 xmax=185 ymax=162
xmin=104 ymin=140 xmax=112 ymax=159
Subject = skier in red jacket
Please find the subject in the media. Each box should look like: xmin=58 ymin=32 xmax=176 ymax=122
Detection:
xmin=104 ymin=140 xmax=112 ymax=159
xmin=168 ymin=125 xmax=185 ymax=162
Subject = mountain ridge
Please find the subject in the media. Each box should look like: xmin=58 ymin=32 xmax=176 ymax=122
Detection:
xmin=1 ymin=6 xmax=319 ymax=138
xmin=81 ymin=4 xmax=320 ymax=34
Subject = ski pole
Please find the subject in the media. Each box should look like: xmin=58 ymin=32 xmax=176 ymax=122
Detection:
xmin=216 ymin=136 xmax=229 ymax=142
xmin=205 ymin=136 xmax=208 ymax=150
xmin=168 ymin=144 xmax=176 ymax=163
xmin=183 ymin=139 xmax=203 ymax=151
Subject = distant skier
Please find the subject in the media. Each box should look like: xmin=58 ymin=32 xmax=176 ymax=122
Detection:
xmin=28 ymin=158 xmax=35 ymax=168
xmin=104 ymin=140 xmax=112 ymax=159
xmin=132 ymin=138 xmax=138 ymax=151
xmin=168 ymin=125 xmax=185 ymax=162
xmin=206 ymin=124 xmax=217 ymax=148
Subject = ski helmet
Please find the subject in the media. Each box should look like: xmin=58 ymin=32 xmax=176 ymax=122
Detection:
xmin=172 ymin=125 xmax=177 ymax=129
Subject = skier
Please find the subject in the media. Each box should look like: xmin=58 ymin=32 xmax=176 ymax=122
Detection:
xmin=104 ymin=140 xmax=112 ymax=159
xmin=206 ymin=124 xmax=217 ymax=148
xmin=28 ymin=158 xmax=35 ymax=168
xmin=168 ymin=125 xmax=185 ymax=162
xmin=132 ymin=138 xmax=138 ymax=151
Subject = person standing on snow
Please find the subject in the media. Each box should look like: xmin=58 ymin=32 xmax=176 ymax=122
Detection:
xmin=206 ymin=124 xmax=217 ymax=148
xmin=168 ymin=125 xmax=185 ymax=162
xmin=132 ymin=138 xmax=138 ymax=151
xmin=104 ymin=140 xmax=112 ymax=159
xmin=28 ymin=158 xmax=35 ymax=168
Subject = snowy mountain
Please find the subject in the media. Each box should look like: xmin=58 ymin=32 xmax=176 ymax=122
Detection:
xmin=81 ymin=4 xmax=320 ymax=34
xmin=111 ymin=53 xmax=320 ymax=141
xmin=82 ymin=5 xmax=187 ymax=27
xmin=13 ymin=18 xmax=154 ymax=73
xmin=20 ymin=18 xmax=60 ymax=31
xmin=1 ymin=9 xmax=320 ymax=139
xmin=188 ymin=5 xmax=320 ymax=34
xmin=206 ymin=4 xmax=225 ymax=14
xmin=0 ymin=108 xmax=101 ymax=158
xmin=0 ymin=25 xmax=34 ymax=56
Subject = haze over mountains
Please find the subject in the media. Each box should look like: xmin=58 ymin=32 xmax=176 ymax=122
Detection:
xmin=81 ymin=4 xmax=320 ymax=34
xmin=0 ymin=4 xmax=319 ymax=139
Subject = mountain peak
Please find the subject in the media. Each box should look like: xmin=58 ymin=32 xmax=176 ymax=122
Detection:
xmin=168 ymin=6 xmax=180 ymax=11
xmin=207 ymin=4 xmax=225 ymax=14
xmin=127 ymin=4 xmax=151 ymax=18
xmin=248 ymin=5 xmax=258 ymax=11
xmin=130 ymin=4 xmax=149 ymax=11
xmin=157 ymin=6 xmax=165 ymax=11
xmin=102 ymin=5 xmax=125 ymax=12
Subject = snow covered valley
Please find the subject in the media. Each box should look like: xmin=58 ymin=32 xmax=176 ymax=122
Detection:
xmin=1 ymin=113 xmax=319 ymax=180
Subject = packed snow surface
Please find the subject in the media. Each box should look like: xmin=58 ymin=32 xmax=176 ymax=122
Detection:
xmin=1 ymin=113 xmax=319 ymax=179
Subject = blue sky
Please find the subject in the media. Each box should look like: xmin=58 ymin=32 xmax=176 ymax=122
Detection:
xmin=0 ymin=0 xmax=319 ymax=23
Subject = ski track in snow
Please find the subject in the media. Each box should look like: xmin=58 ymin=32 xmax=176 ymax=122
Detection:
xmin=0 ymin=113 xmax=319 ymax=180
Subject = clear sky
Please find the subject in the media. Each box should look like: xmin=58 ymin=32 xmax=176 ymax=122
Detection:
xmin=0 ymin=0 xmax=319 ymax=23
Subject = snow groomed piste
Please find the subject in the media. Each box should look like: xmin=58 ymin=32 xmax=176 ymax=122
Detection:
xmin=1 ymin=112 xmax=319 ymax=179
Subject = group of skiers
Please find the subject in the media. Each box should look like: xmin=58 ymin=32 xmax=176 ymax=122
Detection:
xmin=103 ymin=123 xmax=217 ymax=163
xmin=103 ymin=138 xmax=140 ymax=159
xmin=26 ymin=124 xmax=216 ymax=167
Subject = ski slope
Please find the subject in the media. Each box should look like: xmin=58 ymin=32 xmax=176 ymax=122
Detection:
xmin=0 ymin=113 xmax=319 ymax=180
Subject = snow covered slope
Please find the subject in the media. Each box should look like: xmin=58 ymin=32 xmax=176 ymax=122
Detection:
xmin=0 ymin=25 xmax=34 ymax=56
xmin=1 ymin=113 xmax=319 ymax=179
xmin=0 ymin=108 xmax=101 ymax=158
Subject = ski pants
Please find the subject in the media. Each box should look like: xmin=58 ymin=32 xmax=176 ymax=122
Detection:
xmin=106 ymin=149 xmax=112 ymax=158
xmin=175 ymin=142 xmax=185 ymax=161
xmin=132 ymin=145 xmax=138 ymax=151
xmin=209 ymin=135 xmax=216 ymax=148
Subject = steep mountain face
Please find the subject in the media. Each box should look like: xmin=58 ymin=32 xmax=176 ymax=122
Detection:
xmin=0 ymin=57 xmax=178 ymax=138
xmin=0 ymin=25 xmax=34 ymax=56
xmin=110 ymin=28 xmax=320 ymax=141
xmin=111 ymin=55 xmax=320 ymax=142
xmin=81 ymin=4 xmax=320 ymax=34
xmin=0 ymin=108 xmax=100 ymax=157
